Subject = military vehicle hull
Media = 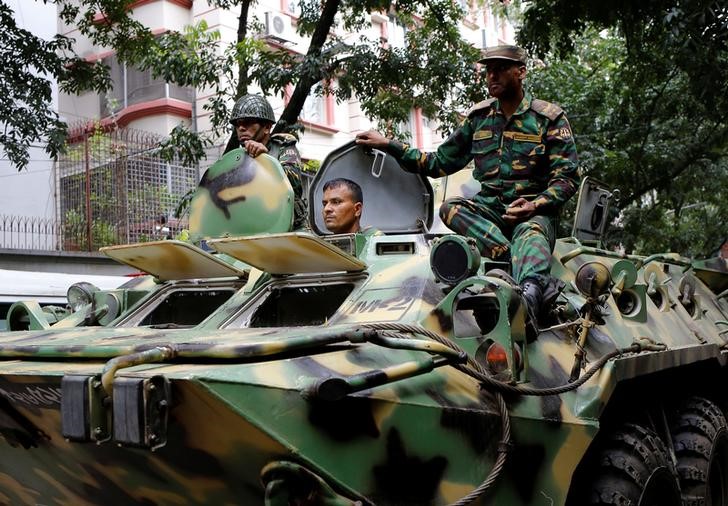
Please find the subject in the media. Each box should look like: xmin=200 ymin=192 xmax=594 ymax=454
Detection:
xmin=0 ymin=232 xmax=725 ymax=505
xmin=1 ymin=144 xmax=727 ymax=505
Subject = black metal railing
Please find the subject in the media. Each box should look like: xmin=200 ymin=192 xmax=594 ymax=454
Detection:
xmin=0 ymin=214 xmax=189 ymax=252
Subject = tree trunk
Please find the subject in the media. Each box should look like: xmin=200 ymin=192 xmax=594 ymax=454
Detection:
xmin=272 ymin=0 xmax=341 ymax=135
xmin=223 ymin=0 xmax=253 ymax=154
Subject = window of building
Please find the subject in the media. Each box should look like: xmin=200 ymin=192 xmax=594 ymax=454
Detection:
xmin=301 ymin=88 xmax=326 ymax=124
xmin=283 ymin=0 xmax=300 ymax=16
xmin=289 ymin=83 xmax=336 ymax=130
xmin=100 ymin=55 xmax=194 ymax=118
xmin=386 ymin=17 xmax=407 ymax=48
xmin=398 ymin=109 xmax=416 ymax=145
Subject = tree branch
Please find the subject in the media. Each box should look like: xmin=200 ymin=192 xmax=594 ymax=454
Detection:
xmin=620 ymin=124 xmax=728 ymax=208
xmin=223 ymin=0 xmax=252 ymax=154
xmin=273 ymin=0 xmax=342 ymax=134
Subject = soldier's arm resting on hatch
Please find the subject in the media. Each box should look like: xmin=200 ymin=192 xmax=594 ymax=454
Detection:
xmin=356 ymin=119 xmax=475 ymax=179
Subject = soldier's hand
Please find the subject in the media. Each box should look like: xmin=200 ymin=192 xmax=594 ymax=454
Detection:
xmin=503 ymin=198 xmax=536 ymax=224
xmin=243 ymin=140 xmax=269 ymax=157
xmin=355 ymin=130 xmax=390 ymax=149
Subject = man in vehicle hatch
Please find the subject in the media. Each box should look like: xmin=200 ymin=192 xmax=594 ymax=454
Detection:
xmin=230 ymin=94 xmax=308 ymax=229
xmin=321 ymin=178 xmax=381 ymax=237
xmin=355 ymin=45 xmax=580 ymax=337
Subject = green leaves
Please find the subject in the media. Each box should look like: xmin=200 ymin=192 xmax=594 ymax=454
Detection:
xmin=524 ymin=9 xmax=728 ymax=257
xmin=1 ymin=3 xmax=70 ymax=169
xmin=157 ymin=125 xmax=210 ymax=168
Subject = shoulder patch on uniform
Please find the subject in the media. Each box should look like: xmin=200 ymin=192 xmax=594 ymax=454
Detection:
xmin=270 ymin=133 xmax=298 ymax=146
xmin=530 ymin=99 xmax=564 ymax=121
xmin=467 ymin=98 xmax=497 ymax=117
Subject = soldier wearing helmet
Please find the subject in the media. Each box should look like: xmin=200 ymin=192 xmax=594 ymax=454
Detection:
xmin=230 ymin=94 xmax=307 ymax=229
xmin=356 ymin=45 xmax=580 ymax=339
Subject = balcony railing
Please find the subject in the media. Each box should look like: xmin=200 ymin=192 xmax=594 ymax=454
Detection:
xmin=0 ymin=214 xmax=189 ymax=252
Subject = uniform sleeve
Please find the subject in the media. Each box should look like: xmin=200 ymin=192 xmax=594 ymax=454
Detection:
xmin=532 ymin=114 xmax=580 ymax=211
xmin=386 ymin=118 xmax=475 ymax=178
xmin=276 ymin=142 xmax=303 ymax=200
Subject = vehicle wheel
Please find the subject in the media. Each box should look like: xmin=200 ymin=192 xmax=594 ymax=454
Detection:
xmin=671 ymin=397 xmax=728 ymax=506
xmin=586 ymin=423 xmax=682 ymax=506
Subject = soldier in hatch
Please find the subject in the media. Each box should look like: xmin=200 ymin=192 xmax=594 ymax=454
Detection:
xmin=355 ymin=45 xmax=580 ymax=337
xmin=230 ymin=94 xmax=307 ymax=229
xmin=321 ymin=178 xmax=381 ymax=237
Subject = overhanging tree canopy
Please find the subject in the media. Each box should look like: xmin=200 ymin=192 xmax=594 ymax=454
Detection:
xmin=2 ymin=0 xmax=513 ymax=169
xmin=519 ymin=1 xmax=728 ymax=256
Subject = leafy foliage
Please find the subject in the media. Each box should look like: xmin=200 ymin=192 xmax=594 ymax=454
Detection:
xmin=2 ymin=3 xmax=77 ymax=169
xmin=3 ymin=0 xmax=517 ymax=168
xmin=260 ymin=0 xmax=487 ymax=136
xmin=521 ymin=2 xmax=728 ymax=257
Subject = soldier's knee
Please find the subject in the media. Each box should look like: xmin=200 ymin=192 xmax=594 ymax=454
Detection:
xmin=439 ymin=200 xmax=457 ymax=223
xmin=514 ymin=221 xmax=540 ymax=237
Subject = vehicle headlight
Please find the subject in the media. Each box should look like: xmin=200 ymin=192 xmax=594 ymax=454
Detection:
xmin=430 ymin=235 xmax=481 ymax=285
xmin=67 ymin=282 xmax=99 ymax=312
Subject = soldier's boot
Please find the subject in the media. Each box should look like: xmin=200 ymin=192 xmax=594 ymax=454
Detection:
xmin=485 ymin=269 xmax=542 ymax=342
xmin=519 ymin=277 xmax=543 ymax=342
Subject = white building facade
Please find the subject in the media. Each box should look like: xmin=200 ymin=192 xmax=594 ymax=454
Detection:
xmin=58 ymin=0 xmax=515 ymax=164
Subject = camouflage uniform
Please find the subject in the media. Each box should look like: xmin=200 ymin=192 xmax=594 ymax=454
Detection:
xmin=359 ymin=226 xmax=384 ymax=237
xmin=267 ymin=133 xmax=307 ymax=229
xmin=386 ymin=91 xmax=579 ymax=283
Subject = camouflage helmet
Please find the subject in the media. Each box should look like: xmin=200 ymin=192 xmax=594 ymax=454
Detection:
xmin=230 ymin=94 xmax=275 ymax=125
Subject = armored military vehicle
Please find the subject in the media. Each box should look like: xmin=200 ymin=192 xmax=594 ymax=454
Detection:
xmin=3 ymin=148 xmax=293 ymax=332
xmin=0 ymin=142 xmax=726 ymax=505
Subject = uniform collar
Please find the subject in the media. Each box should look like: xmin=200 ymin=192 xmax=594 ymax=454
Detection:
xmin=494 ymin=90 xmax=531 ymax=117
xmin=514 ymin=91 xmax=532 ymax=116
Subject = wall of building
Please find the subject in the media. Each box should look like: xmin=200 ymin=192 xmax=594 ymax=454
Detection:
xmin=0 ymin=0 xmax=58 ymax=220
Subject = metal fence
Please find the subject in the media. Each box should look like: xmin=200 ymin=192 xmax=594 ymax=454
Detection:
xmin=55 ymin=122 xmax=198 ymax=251
xmin=0 ymin=124 xmax=316 ymax=252
xmin=0 ymin=215 xmax=61 ymax=251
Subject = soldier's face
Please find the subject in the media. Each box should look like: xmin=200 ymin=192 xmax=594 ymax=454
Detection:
xmin=485 ymin=61 xmax=526 ymax=99
xmin=235 ymin=119 xmax=271 ymax=143
xmin=322 ymin=185 xmax=362 ymax=234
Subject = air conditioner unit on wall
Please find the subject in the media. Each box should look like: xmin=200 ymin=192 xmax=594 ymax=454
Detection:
xmin=264 ymin=11 xmax=295 ymax=43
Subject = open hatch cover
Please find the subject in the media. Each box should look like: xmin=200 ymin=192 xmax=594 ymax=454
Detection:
xmin=208 ymin=233 xmax=366 ymax=275
xmin=101 ymin=240 xmax=248 ymax=281
xmin=309 ymin=142 xmax=433 ymax=235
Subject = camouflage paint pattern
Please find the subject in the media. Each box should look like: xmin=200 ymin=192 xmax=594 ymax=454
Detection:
xmin=0 ymin=224 xmax=725 ymax=504
xmin=438 ymin=195 xmax=555 ymax=282
xmin=0 ymin=145 xmax=726 ymax=505
xmin=387 ymin=92 xmax=579 ymax=210
xmin=189 ymin=148 xmax=294 ymax=241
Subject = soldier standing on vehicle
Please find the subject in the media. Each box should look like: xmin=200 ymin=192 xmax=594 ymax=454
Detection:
xmin=230 ymin=94 xmax=307 ymax=229
xmin=355 ymin=45 xmax=580 ymax=337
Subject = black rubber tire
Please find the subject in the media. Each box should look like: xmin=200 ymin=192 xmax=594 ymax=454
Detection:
xmin=586 ymin=423 xmax=682 ymax=506
xmin=670 ymin=397 xmax=728 ymax=506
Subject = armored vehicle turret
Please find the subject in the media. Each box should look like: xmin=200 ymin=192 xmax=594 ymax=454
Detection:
xmin=0 ymin=142 xmax=726 ymax=505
